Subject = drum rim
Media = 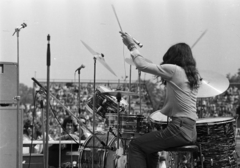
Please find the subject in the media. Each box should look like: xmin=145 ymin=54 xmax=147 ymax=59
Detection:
xmin=79 ymin=133 xmax=114 ymax=159
xmin=196 ymin=117 xmax=235 ymax=125
xmin=79 ymin=133 xmax=123 ymax=166
xmin=97 ymin=86 xmax=129 ymax=106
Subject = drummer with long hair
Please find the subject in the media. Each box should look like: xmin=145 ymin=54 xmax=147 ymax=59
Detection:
xmin=120 ymin=32 xmax=200 ymax=168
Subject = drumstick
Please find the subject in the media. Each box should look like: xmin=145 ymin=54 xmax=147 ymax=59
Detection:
xmin=112 ymin=4 xmax=123 ymax=32
xmin=191 ymin=29 xmax=208 ymax=49
xmin=111 ymin=4 xmax=143 ymax=48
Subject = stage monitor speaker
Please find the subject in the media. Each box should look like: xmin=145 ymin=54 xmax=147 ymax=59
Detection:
xmin=0 ymin=106 xmax=22 ymax=168
xmin=0 ymin=62 xmax=18 ymax=105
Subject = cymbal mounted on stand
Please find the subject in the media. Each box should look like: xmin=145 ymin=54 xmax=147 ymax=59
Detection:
xmin=197 ymin=70 xmax=230 ymax=98
xmin=81 ymin=40 xmax=117 ymax=168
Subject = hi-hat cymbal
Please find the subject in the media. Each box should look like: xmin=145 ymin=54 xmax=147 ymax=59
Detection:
xmin=81 ymin=40 xmax=117 ymax=77
xmin=125 ymin=57 xmax=152 ymax=66
xmin=197 ymin=70 xmax=229 ymax=98
xmin=102 ymin=90 xmax=138 ymax=96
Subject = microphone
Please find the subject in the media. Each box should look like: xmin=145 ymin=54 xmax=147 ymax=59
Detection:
xmin=12 ymin=23 xmax=27 ymax=36
xmin=75 ymin=64 xmax=85 ymax=72
xmin=47 ymin=35 xmax=51 ymax=66
xmin=17 ymin=23 xmax=27 ymax=30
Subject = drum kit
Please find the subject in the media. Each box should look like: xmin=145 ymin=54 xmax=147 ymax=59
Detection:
xmin=29 ymin=25 xmax=234 ymax=167
xmin=77 ymin=34 xmax=237 ymax=167
xmin=76 ymin=67 xmax=236 ymax=168
xmin=32 ymin=43 xmax=237 ymax=168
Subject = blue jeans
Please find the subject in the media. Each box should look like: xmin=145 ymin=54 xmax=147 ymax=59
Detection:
xmin=127 ymin=117 xmax=197 ymax=168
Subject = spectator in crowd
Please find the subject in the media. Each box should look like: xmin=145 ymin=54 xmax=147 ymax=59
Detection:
xmin=23 ymin=119 xmax=34 ymax=141
xmin=56 ymin=116 xmax=87 ymax=141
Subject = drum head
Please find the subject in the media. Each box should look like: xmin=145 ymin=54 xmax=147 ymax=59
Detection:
xmin=97 ymin=85 xmax=112 ymax=92
xmin=85 ymin=85 xmax=128 ymax=118
xmin=150 ymin=111 xmax=168 ymax=123
xmin=98 ymin=85 xmax=129 ymax=107
xmin=196 ymin=117 xmax=235 ymax=125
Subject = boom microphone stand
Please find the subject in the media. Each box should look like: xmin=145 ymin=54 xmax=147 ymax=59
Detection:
xmin=138 ymin=70 xmax=142 ymax=115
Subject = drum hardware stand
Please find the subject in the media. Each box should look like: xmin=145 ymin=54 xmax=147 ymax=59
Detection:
xmin=92 ymin=57 xmax=97 ymax=168
xmin=138 ymin=70 xmax=142 ymax=115
xmin=128 ymin=64 xmax=132 ymax=115
xmin=116 ymin=92 xmax=122 ymax=149
xmin=58 ymin=126 xmax=62 ymax=168
xmin=108 ymin=127 xmax=118 ymax=138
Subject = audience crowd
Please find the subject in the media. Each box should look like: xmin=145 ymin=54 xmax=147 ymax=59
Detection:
xmin=22 ymin=81 xmax=240 ymax=142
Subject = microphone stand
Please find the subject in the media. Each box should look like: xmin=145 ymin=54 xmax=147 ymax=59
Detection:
xmin=45 ymin=35 xmax=51 ymax=168
xmin=76 ymin=67 xmax=83 ymax=168
xmin=77 ymin=68 xmax=83 ymax=142
xmin=12 ymin=25 xmax=25 ymax=168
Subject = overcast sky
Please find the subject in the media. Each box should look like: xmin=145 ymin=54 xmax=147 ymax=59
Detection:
xmin=1 ymin=0 xmax=240 ymax=87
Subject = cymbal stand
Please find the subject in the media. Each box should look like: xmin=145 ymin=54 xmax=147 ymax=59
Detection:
xmin=198 ymin=98 xmax=204 ymax=118
xmin=116 ymin=92 xmax=122 ymax=149
xmin=138 ymin=70 xmax=142 ymax=115
xmin=58 ymin=126 xmax=62 ymax=168
xmin=92 ymin=57 xmax=97 ymax=168
xmin=128 ymin=65 xmax=132 ymax=114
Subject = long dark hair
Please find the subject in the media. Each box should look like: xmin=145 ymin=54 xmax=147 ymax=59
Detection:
xmin=161 ymin=43 xmax=200 ymax=89
xmin=62 ymin=116 xmax=78 ymax=132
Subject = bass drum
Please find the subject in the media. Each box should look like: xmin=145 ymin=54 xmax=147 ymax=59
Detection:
xmin=79 ymin=132 xmax=131 ymax=168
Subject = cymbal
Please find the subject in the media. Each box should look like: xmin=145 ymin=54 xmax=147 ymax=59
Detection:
xmin=81 ymin=40 xmax=117 ymax=77
xmin=125 ymin=57 xmax=152 ymax=66
xmin=197 ymin=70 xmax=229 ymax=98
xmin=102 ymin=90 xmax=138 ymax=96
xmin=96 ymin=56 xmax=117 ymax=77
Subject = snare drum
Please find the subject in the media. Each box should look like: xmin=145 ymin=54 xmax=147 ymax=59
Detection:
xmin=149 ymin=111 xmax=169 ymax=131
xmin=196 ymin=117 xmax=237 ymax=167
xmin=120 ymin=115 xmax=145 ymax=134
xmin=85 ymin=86 xmax=128 ymax=118
xmin=105 ymin=114 xmax=146 ymax=134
